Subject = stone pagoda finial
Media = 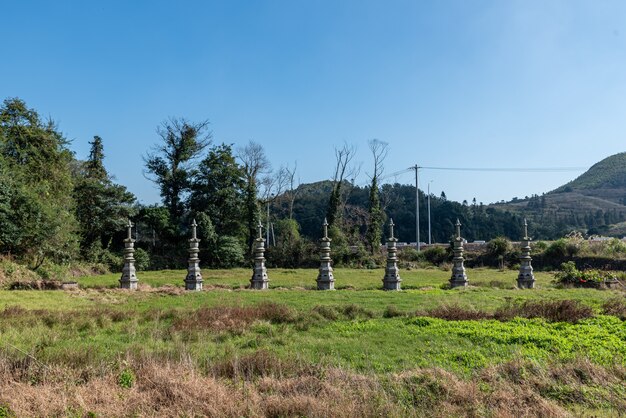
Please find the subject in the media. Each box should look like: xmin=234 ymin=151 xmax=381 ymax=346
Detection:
xmin=127 ymin=219 xmax=133 ymax=240
xmin=383 ymin=218 xmax=401 ymax=290
xmin=119 ymin=219 xmax=138 ymax=289
xmin=250 ymin=219 xmax=269 ymax=289
xmin=523 ymin=218 xmax=529 ymax=240
xmin=449 ymin=219 xmax=468 ymax=288
xmin=191 ymin=219 xmax=198 ymax=240
xmin=317 ymin=218 xmax=335 ymax=290
xmin=517 ymin=218 xmax=535 ymax=289
xmin=185 ymin=218 xmax=203 ymax=290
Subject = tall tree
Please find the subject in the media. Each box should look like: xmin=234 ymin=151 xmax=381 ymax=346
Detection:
xmin=365 ymin=139 xmax=388 ymax=253
xmin=237 ymin=141 xmax=270 ymax=249
xmin=85 ymin=136 xmax=107 ymax=181
xmin=73 ymin=136 xmax=135 ymax=260
xmin=326 ymin=143 xmax=357 ymax=228
xmin=189 ymin=143 xmax=246 ymax=239
xmin=0 ymin=98 xmax=78 ymax=265
xmin=144 ymin=117 xmax=211 ymax=227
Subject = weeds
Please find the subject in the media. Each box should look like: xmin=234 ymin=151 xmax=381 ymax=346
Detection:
xmin=602 ymin=297 xmax=626 ymax=320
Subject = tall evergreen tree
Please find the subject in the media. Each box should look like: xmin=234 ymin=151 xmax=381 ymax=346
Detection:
xmin=144 ymin=117 xmax=211 ymax=228
xmin=73 ymin=136 xmax=135 ymax=260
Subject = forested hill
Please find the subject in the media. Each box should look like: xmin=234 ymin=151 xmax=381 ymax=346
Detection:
xmin=491 ymin=152 xmax=626 ymax=238
xmin=285 ymin=181 xmax=527 ymax=243
xmin=286 ymin=152 xmax=626 ymax=242
xmin=554 ymin=152 xmax=626 ymax=194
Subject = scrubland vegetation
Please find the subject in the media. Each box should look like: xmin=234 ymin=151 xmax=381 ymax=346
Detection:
xmin=1 ymin=267 xmax=626 ymax=417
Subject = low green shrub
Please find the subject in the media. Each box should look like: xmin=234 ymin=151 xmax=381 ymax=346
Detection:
xmin=554 ymin=261 xmax=616 ymax=288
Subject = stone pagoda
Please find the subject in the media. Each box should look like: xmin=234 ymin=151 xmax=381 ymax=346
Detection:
xmin=250 ymin=221 xmax=269 ymax=289
xmin=449 ymin=219 xmax=468 ymax=288
xmin=383 ymin=218 xmax=402 ymax=290
xmin=184 ymin=219 xmax=203 ymax=291
xmin=119 ymin=219 xmax=138 ymax=290
xmin=316 ymin=218 xmax=335 ymax=290
xmin=517 ymin=219 xmax=535 ymax=289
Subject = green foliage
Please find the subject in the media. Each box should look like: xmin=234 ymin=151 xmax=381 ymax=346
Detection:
xmin=118 ymin=368 xmax=135 ymax=389
xmin=134 ymin=248 xmax=151 ymax=271
xmin=190 ymin=143 xmax=246 ymax=239
xmin=555 ymin=261 xmax=615 ymax=288
xmin=606 ymin=238 xmax=626 ymax=255
xmin=545 ymin=239 xmax=568 ymax=259
xmin=194 ymin=212 xmax=244 ymax=268
xmin=73 ymin=137 xmax=135 ymax=257
xmin=0 ymin=98 xmax=79 ymax=266
xmin=144 ymin=117 xmax=211 ymax=226
xmin=213 ymin=236 xmax=245 ymax=268
xmin=487 ymin=237 xmax=511 ymax=258
xmin=0 ymin=404 xmax=13 ymax=418
xmin=422 ymin=246 xmax=448 ymax=265
xmin=366 ymin=179 xmax=384 ymax=254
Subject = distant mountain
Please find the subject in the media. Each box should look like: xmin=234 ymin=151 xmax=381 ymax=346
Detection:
xmin=493 ymin=152 xmax=626 ymax=237
xmin=555 ymin=152 xmax=626 ymax=193
xmin=276 ymin=153 xmax=626 ymax=242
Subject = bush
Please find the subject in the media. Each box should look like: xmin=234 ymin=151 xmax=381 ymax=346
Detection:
xmin=118 ymin=368 xmax=135 ymax=389
xmin=606 ymin=238 xmax=626 ymax=256
xmin=213 ymin=236 xmax=245 ymax=268
xmin=554 ymin=261 xmax=614 ymax=288
xmin=134 ymin=248 xmax=151 ymax=271
xmin=487 ymin=237 xmax=511 ymax=257
xmin=422 ymin=246 xmax=448 ymax=265
xmin=100 ymin=249 xmax=123 ymax=272
xmin=545 ymin=239 xmax=568 ymax=260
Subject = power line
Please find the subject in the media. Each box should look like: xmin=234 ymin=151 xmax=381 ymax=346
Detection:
xmin=419 ymin=166 xmax=585 ymax=172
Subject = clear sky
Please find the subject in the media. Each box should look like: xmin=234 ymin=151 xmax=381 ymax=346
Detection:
xmin=2 ymin=0 xmax=626 ymax=205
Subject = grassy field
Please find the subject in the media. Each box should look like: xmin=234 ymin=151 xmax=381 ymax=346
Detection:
xmin=1 ymin=267 xmax=626 ymax=417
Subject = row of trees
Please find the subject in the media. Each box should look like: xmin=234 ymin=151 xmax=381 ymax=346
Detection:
xmin=0 ymin=98 xmax=134 ymax=270
xmin=1 ymin=97 xmax=621 ymax=273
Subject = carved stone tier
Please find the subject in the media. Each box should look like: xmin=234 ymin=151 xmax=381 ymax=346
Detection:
xmin=317 ymin=218 xmax=335 ymax=290
xmin=185 ymin=219 xmax=203 ymax=291
xmin=517 ymin=219 xmax=535 ymax=289
xmin=250 ymin=222 xmax=269 ymax=290
xmin=120 ymin=220 xmax=138 ymax=290
xmin=449 ymin=219 xmax=468 ymax=288
xmin=383 ymin=219 xmax=402 ymax=290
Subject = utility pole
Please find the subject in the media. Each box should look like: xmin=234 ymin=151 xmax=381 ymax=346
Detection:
xmin=428 ymin=181 xmax=432 ymax=245
xmin=266 ymin=198 xmax=270 ymax=246
xmin=411 ymin=165 xmax=420 ymax=251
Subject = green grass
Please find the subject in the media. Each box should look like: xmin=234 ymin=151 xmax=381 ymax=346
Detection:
xmin=1 ymin=267 xmax=625 ymax=415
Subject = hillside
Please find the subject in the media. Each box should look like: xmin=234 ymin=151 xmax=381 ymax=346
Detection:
xmin=493 ymin=152 xmax=626 ymax=237
xmin=554 ymin=152 xmax=626 ymax=198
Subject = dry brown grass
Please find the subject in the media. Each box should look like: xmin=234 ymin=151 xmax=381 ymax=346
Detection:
xmin=172 ymin=302 xmax=296 ymax=333
xmin=602 ymin=297 xmax=626 ymax=320
xmin=2 ymin=350 xmax=623 ymax=417
xmin=414 ymin=300 xmax=595 ymax=323
xmin=493 ymin=299 xmax=594 ymax=323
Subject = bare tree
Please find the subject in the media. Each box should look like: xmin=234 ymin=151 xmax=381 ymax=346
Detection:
xmin=237 ymin=141 xmax=271 ymax=249
xmin=284 ymin=162 xmax=300 ymax=219
xmin=326 ymin=143 xmax=359 ymax=227
xmin=366 ymin=139 xmax=389 ymax=253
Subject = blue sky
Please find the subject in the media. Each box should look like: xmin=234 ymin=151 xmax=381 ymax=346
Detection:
xmin=2 ymin=0 xmax=626 ymax=205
